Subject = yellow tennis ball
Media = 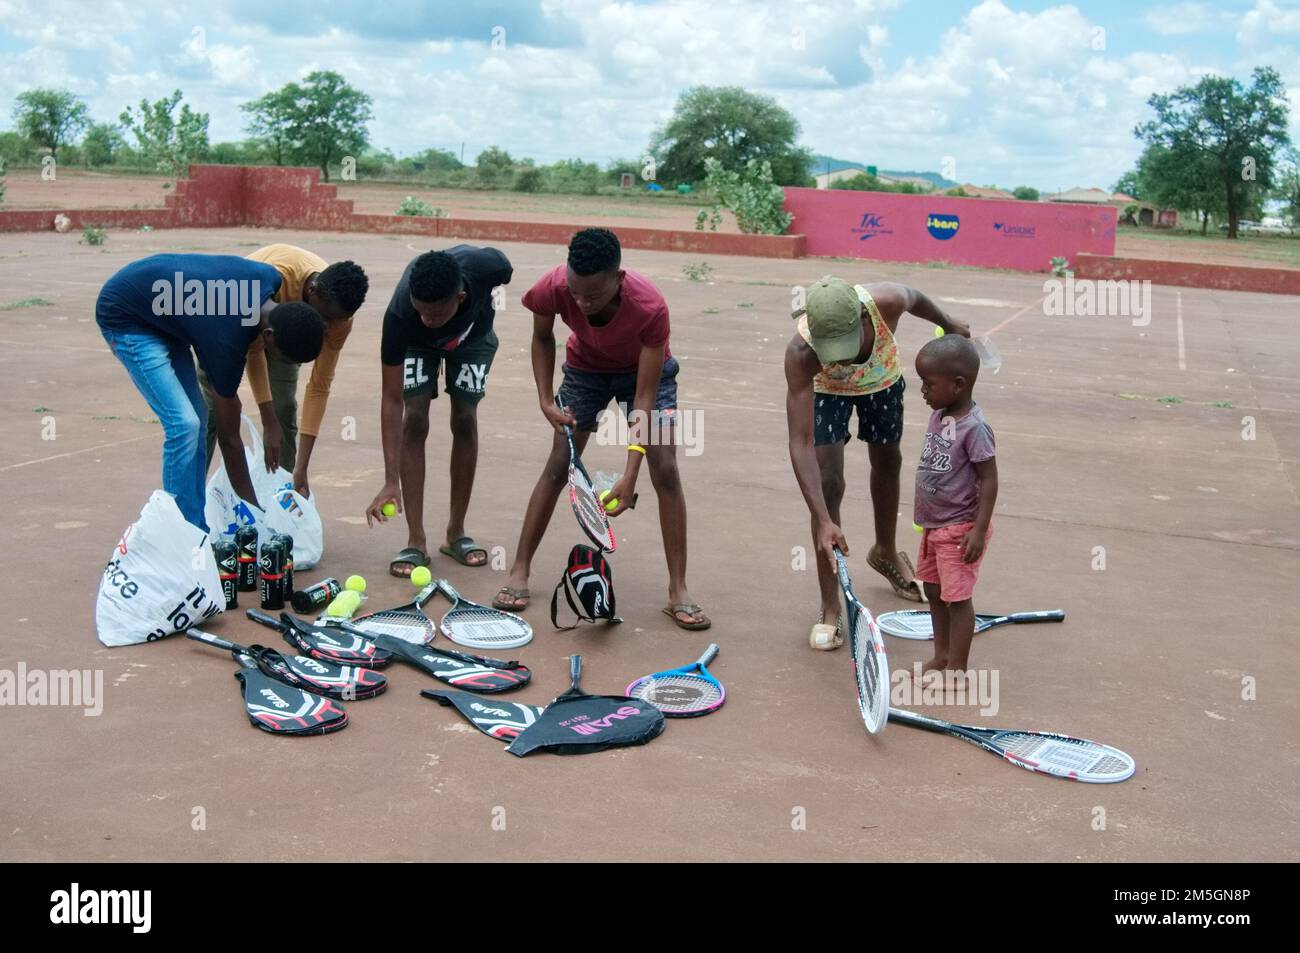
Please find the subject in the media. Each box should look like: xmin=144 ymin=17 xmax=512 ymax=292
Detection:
xmin=599 ymin=489 xmax=619 ymax=511
xmin=934 ymin=326 xmax=945 ymax=338
xmin=381 ymin=502 xmax=396 ymax=517
xmin=345 ymin=574 xmax=367 ymax=593
xmin=326 ymin=592 xmax=359 ymax=617
xmin=410 ymin=566 xmax=432 ymax=587
xmin=913 ymin=522 xmax=924 ymax=534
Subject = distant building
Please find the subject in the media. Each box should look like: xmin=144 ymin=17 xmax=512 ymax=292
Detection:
xmin=813 ymin=167 xmax=936 ymax=191
xmin=814 ymin=167 xmax=869 ymax=189
xmin=954 ymin=183 xmax=1015 ymax=199
xmin=1044 ymin=186 xmax=1177 ymax=227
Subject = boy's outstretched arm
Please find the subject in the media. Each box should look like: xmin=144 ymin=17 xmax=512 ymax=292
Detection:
xmin=963 ymin=457 xmax=999 ymax=563
xmin=871 ymin=282 xmax=970 ymax=337
xmin=531 ymin=312 xmax=573 ymax=431
xmin=784 ymin=337 xmax=848 ymax=560
xmin=211 ymin=393 xmax=260 ymax=511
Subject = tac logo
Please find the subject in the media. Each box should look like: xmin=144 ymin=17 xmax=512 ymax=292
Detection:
xmin=926 ymin=213 xmax=960 ymax=240
xmin=851 ymin=212 xmax=893 ymax=240
xmin=993 ymin=222 xmax=1036 ymax=238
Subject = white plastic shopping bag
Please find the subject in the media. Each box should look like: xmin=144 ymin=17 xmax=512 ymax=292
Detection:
xmin=203 ymin=414 xmax=323 ymax=568
xmin=96 ymin=490 xmax=225 ymax=646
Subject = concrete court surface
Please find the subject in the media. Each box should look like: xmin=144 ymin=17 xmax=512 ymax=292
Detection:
xmin=0 ymin=226 xmax=1296 ymax=861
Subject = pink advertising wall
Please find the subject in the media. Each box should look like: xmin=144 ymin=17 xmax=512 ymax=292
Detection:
xmin=783 ymin=187 xmax=1116 ymax=272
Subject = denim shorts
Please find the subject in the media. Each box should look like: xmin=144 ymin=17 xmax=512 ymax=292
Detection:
xmin=558 ymin=357 xmax=679 ymax=432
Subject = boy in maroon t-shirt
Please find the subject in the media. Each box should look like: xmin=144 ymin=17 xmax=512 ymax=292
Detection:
xmin=493 ymin=228 xmax=709 ymax=630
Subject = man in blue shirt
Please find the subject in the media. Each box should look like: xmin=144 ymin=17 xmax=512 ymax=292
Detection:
xmin=96 ymin=254 xmax=326 ymax=530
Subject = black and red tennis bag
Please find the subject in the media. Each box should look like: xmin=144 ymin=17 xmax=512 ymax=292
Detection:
xmin=551 ymin=545 xmax=621 ymax=630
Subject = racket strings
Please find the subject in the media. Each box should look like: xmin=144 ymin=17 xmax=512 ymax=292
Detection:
xmin=1001 ymin=734 xmax=1130 ymax=777
xmin=348 ymin=612 xmax=435 ymax=643
xmin=445 ymin=608 xmax=531 ymax=645
xmin=571 ymin=481 xmax=608 ymax=533
xmin=635 ymin=673 xmax=723 ymax=711
xmin=852 ymin=612 xmax=882 ymax=701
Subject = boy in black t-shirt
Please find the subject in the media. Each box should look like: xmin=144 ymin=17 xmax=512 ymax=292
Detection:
xmin=365 ymin=246 xmax=513 ymax=575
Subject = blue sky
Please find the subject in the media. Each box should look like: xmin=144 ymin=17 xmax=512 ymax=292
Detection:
xmin=2 ymin=0 xmax=1297 ymax=192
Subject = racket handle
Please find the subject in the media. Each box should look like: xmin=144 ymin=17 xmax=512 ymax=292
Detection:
xmin=569 ymin=654 xmax=582 ymax=682
xmin=414 ymin=582 xmax=439 ymax=606
xmin=186 ymin=628 xmax=235 ymax=650
xmin=699 ymin=643 xmax=720 ymax=666
xmin=246 ymin=609 xmax=282 ymax=630
xmin=434 ymin=578 xmax=458 ymax=600
xmin=1010 ymin=610 xmax=1065 ymax=624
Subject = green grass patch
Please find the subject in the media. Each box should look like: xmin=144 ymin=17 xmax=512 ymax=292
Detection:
xmin=2 ymin=297 xmax=55 ymax=310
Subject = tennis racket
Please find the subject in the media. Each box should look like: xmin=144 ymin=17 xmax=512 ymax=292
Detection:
xmin=877 ymin=609 xmax=1065 ymax=640
xmin=559 ymin=397 xmax=616 ymax=552
xmin=833 ymin=547 xmax=890 ymax=735
xmin=324 ymin=582 xmax=438 ymax=645
xmin=187 ymin=629 xmax=387 ymax=700
xmin=433 ymin=578 xmax=533 ymax=650
xmin=888 ymin=707 xmax=1136 ymax=783
xmin=626 ymin=644 xmax=725 ymax=717
xmin=331 ymin=630 xmax=531 ymax=693
xmin=247 ymin=609 xmax=394 ymax=668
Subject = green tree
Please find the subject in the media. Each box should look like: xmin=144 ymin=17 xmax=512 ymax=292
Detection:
xmin=120 ymin=90 xmax=210 ymax=177
xmin=1110 ymin=171 xmax=1141 ymax=199
xmin=0 ymin=131 xmax=38 ymax=167
xmin=1135 ymin=67 xmax=1291 ymax=238
xmin=698 ymin=157 xmax=792 ymax=235
xmin=1012 ymin=185 xmax=1040 ymax=201
xmin=475 ymin=146 xmax=515 ymax=185
xmin=1136 ymin=143 xmax=1223 ymax=234
xmin=1273 ymin=147 xmax=1300 ymax=231
xmin=12 ymin=89 xmax=89 ymax=160
xmin=241 ymin=87 xmax=298 ymax=165
xmin=80 ymin=122 xmax=124 ymax=167
xmin=649 ymin=86 xmax=813 ymax=186
xmin=286 ymin=71 xmax=373 ymax=182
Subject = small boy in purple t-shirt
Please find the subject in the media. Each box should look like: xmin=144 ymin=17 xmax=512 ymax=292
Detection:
xmin=913 ymin=335 xmax=999 ymax=675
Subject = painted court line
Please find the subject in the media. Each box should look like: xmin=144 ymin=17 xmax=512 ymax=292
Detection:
xmin=985 ymin=295 xmax=1048 ymax=338
xmin=1176 ymin=291 xmax=1187 ymax=371
xmin=0 ymin=435 xmax=155 ymax=473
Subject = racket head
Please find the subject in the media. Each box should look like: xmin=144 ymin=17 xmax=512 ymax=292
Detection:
xmin=272 ymin=614 xmax=394 ymax=668
xmin=336 ymin=609 xmax=436 ymax=646
xmin=877 ymin=609 xmax=1065 ymax=640
xmin=436 ymin=585 xmax=533 ymax=650
xmin=990 ymin=729 xmax=1136 ymax=783
xmin=560 ymin=415 xmax=616 ymax=552
xmin=255 ymin=647 xmax=388 ymax=700
xmin=834 ymin=550 xmax=889 ymax=734
xmin=626 ymin=643 xmax=725 ymax=717
xmin=422 ymin=689 xmax=545 ymax=741
xmin=380 ymin=637 xmax=531 ymax=692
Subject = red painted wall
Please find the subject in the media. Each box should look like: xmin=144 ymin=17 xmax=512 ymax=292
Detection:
xmin=1075 ymin=254 xmax=1300 ymax=295
xmin=783 ymin=187 xmax=1116 ymax=272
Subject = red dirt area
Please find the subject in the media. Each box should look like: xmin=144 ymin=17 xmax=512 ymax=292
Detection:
xmin=0 ymin=168 xmax=173 ymax=209
xmin=1115 ymin=230 xmax=1300 ymax=270
xmin=0 ymin=225 xmax=1297 ymax=862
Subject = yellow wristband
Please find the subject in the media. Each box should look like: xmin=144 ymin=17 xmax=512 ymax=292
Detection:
xmin=628 ymin=444 xmax=647 ymax=456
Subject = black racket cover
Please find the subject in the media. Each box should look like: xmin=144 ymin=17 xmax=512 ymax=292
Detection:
xmin=373 ymin=636 xmax=531 ymax=692
xmin=252 ymin=647 xmax=388 ymax=700
xmin=422 ymin=690 xmax=545 ymax=741
xmin=505 ymin=656 xmax=665 ymax=757
xmin=233 ymin=666 xmax=349 ymax=735
xmin=268 ymin=612 xmax=395 ymax=668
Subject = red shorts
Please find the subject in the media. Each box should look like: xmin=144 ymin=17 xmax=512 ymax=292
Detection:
xmin=914 ymin=521 xmax=992 ymax=603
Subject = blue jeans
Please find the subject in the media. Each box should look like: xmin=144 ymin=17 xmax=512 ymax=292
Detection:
xmin=100 ymin=327 xmax=209 ymax=530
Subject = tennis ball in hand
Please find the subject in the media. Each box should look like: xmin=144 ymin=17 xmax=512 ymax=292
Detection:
xmin=934 ymin=326 xmax=945 ymax=338
xmin=345 ymin=574 xmax=367 ymax=593
xmin=410 ymin=565 xmax=432 ymax=587
xmin=599 ymin=489 xmax=620 ymax=512
xmin=381 ymin=502 xmax=397 ymax=517
xmin=913 ymin=522 xmax=924 ymax=534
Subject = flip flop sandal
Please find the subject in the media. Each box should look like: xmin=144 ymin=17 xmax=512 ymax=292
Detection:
xmin=492 ymin=587 xmax=530 ymax=611
xmin=440 ymin=536 xmax=488 ymax=567
xmin=868 ymin=551 xmax=925 ymax=602
xmin=389 ymin=547 xmax=430 ymax=578
xmin=663 ymin=603 xmax=712 ymax=631
xmin=809 ymin=613 xmax=844 ymax=651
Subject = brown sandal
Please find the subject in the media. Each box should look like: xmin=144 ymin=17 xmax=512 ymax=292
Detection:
xmin=663 ymin=603 xmax=711 ymax=630
xmin=867 ymin=551 xmax=924 ymax=602
xmin=492 ymin=586 xmax=530 ymax=611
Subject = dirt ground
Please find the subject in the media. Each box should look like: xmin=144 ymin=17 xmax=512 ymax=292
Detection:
xmin=1 ymin=224 xmax=1297 ymax=862
xmin=8 ymin=169 xmax=1299 ymax=269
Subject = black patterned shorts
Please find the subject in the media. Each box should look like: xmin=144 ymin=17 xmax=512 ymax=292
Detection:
xmin=813 ymin=377 xmax=906 ymax=446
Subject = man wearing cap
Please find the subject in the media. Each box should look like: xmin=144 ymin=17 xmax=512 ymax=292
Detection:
xmin=785 ymin=277 xmax=969 ymax=650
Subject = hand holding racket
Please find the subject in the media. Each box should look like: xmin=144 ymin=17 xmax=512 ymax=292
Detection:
xmin=557 ymin=396 xmax=617 ymax=552
xmin=626 ymin=644 xmax=725 ymax=717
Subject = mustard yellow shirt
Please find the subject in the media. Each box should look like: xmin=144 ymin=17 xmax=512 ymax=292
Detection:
xmin=244 ymin=244 xmax=353 ymax=438
xmin=796 ymin=285 xmax=902 ymax=395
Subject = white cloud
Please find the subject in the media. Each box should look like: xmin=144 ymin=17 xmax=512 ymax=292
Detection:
xmin=1144 ymin=3 xmax=1230 ymax=36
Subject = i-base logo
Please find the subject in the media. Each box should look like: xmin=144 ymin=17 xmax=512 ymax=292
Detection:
xmin=926 ymin=213 xmax=960 ymax=240
xmin=993 ymin=222 xmax=1036 ymax=238
xmin=852 ymin=212 xmax=894 ymax=240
